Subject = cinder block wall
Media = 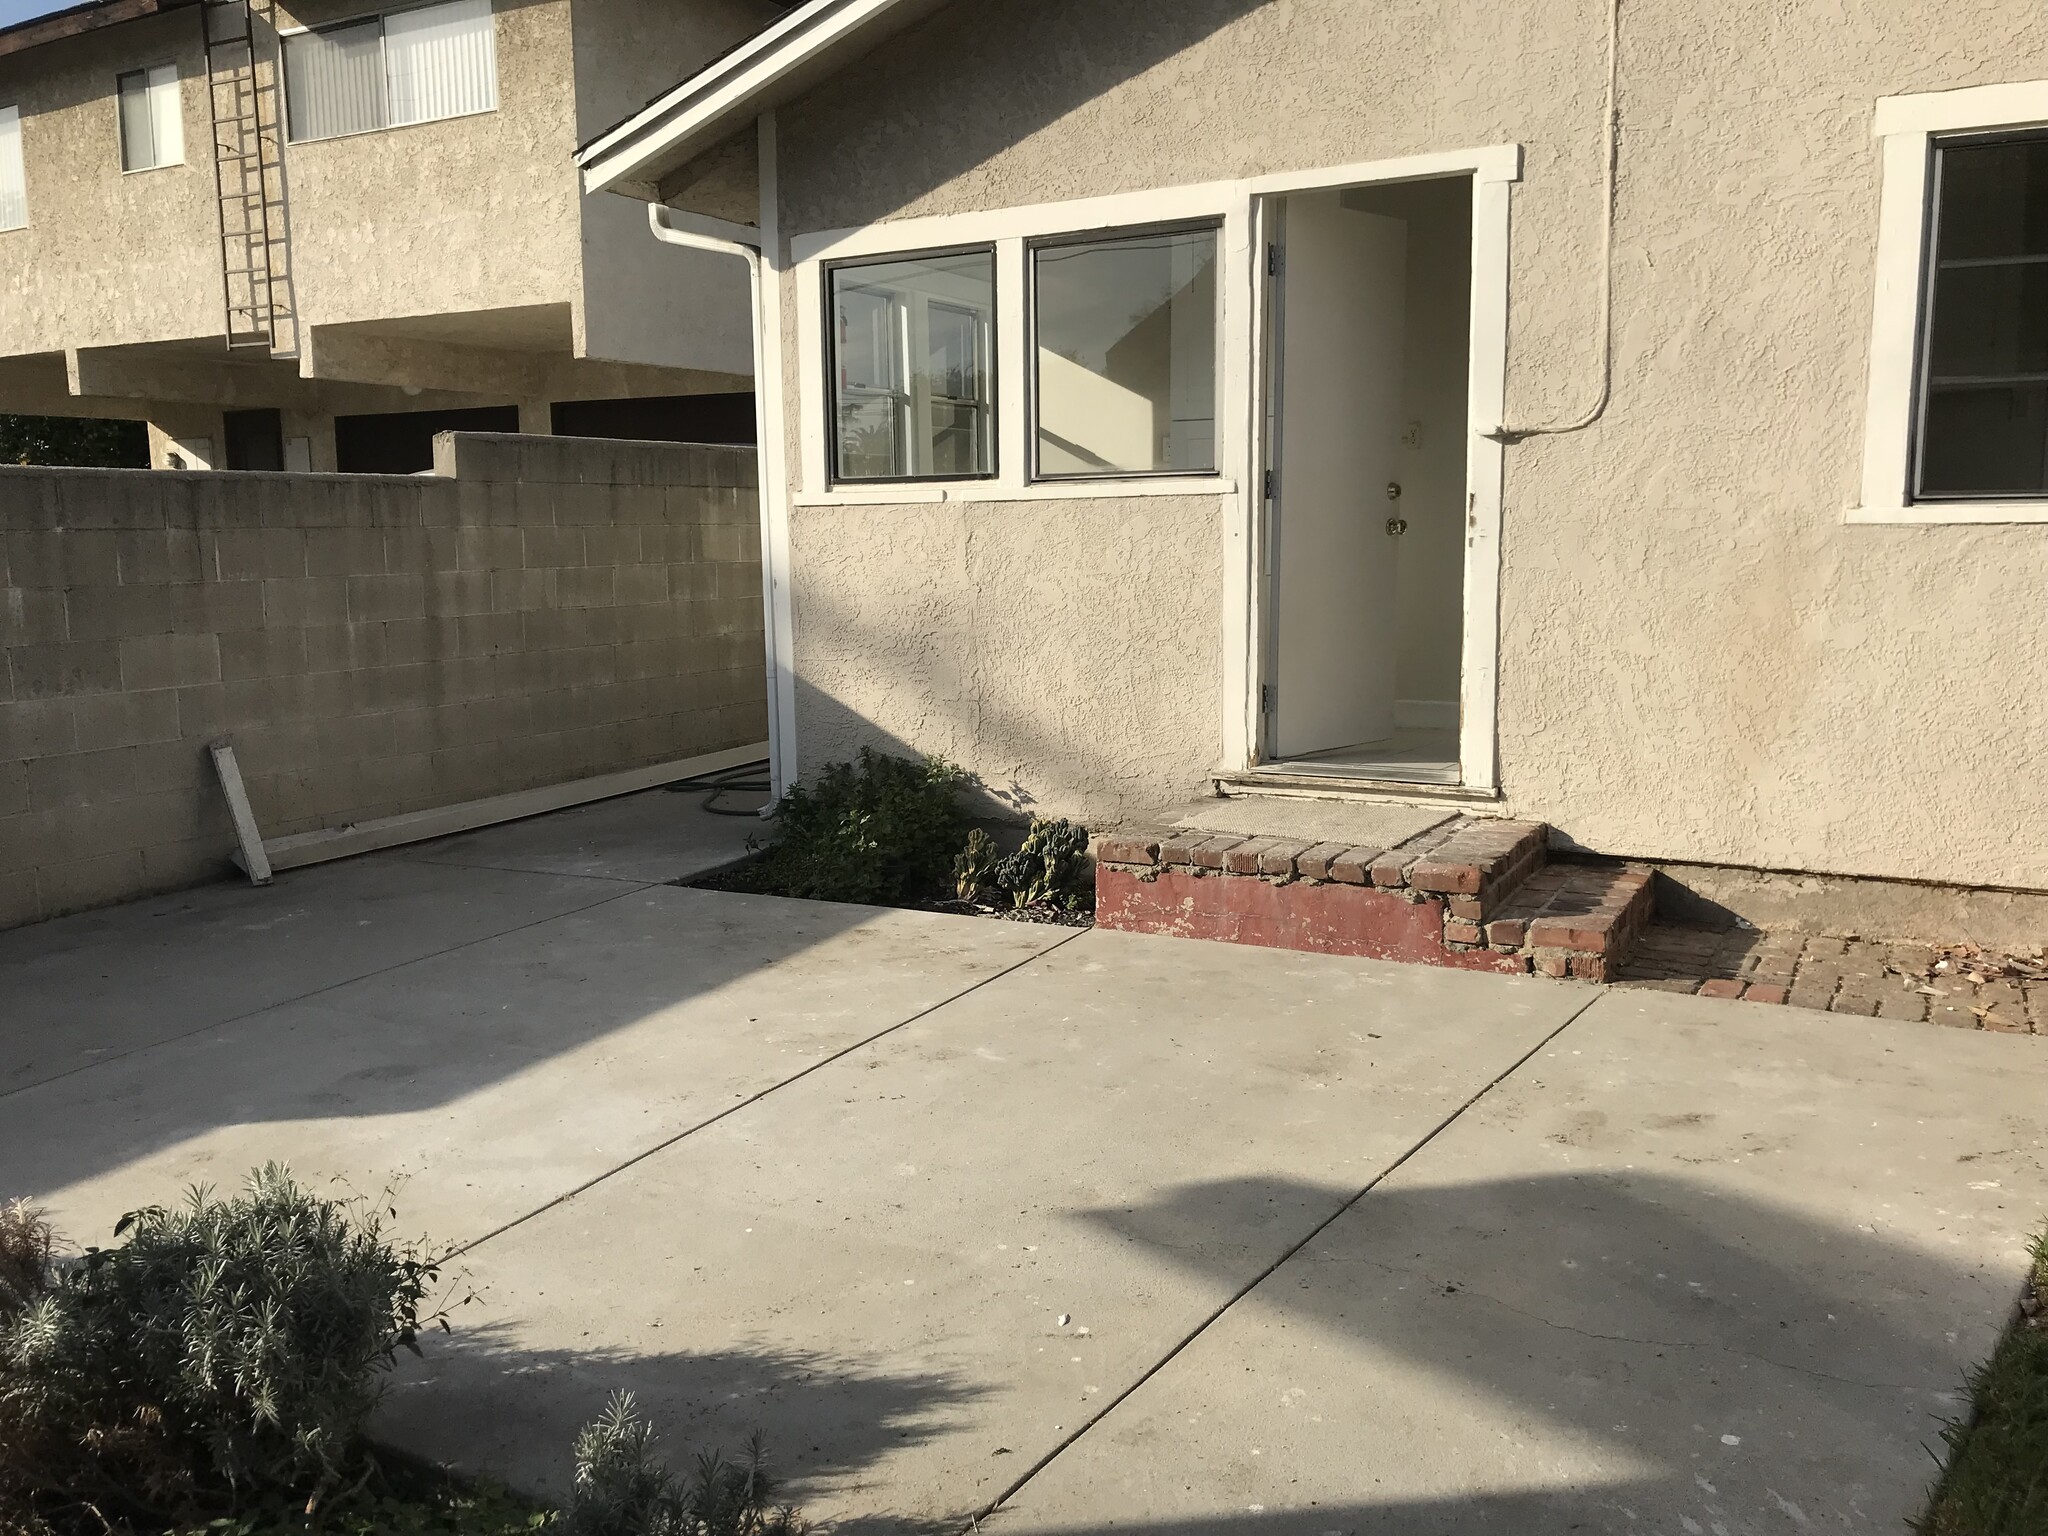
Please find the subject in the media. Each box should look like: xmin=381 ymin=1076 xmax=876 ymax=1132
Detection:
xmin=0 ymin=433 xmax=764 ymax=928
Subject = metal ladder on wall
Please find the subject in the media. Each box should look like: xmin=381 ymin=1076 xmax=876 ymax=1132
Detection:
xmin=203 ymin=0 xmax=298 ymax=358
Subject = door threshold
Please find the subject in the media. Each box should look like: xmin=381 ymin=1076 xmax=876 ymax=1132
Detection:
xmin=1214 ymin=765 xmax=1503 ymax=806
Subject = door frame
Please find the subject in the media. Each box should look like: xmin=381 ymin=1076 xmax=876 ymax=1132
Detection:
xmin=1234 ymin=148 xmax=1518 ymax=792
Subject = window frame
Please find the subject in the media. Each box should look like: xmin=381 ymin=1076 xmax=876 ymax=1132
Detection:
xmin=280 ymin=0 xmax=498 ymax=147
xmin=1026 ymin=218 xmax=1225 ymax=485
xmin=821 ymin=242 xmax=1000 ymax=487
xmin=1908 ymin=126 xmax=2048 ymax=503
xmin=0 ymin=103 xmax=23 ymax=233
xmin=1856 ymin=80 xmax=2048 ymax=524
xmin=116 ymin=62 xmax=184 ymax=174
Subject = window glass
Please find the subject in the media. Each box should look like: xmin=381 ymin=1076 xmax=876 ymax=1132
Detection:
xmin=384 ymin=0 xmax=496 ymax=127
xmin=1917 ymin=134 xmax=2048 ymax=497
xmin=828 ymin=250 xmax=995 ymax=481
xmin=0 ymin=106 xmax=22 ymax=231
xmin=285 ymin=17 xmax=384 ymax=141
xmin=285 ymin=0 xmax=496 ymax=143
xmin=1033 ymin=226 xmax=1218 ymax=477
xmin=118 ymin=64 xmax=182 ymax=171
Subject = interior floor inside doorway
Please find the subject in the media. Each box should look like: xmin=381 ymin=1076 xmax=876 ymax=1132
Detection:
xmin=1275 ymin=726 xmax=1460 ymax=785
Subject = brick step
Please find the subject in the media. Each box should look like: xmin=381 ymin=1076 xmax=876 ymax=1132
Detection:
xmin=1094 ymin=813 xmax=1654 ymax=981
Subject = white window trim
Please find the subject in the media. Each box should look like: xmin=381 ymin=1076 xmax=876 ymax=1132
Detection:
xmin=118 ymin=62 xmax=184 ymax=174
xmin=1855 ymin=79 xmax=2048 ymax=525
xmin=783 ymin=142 xmax=1519 ymax=789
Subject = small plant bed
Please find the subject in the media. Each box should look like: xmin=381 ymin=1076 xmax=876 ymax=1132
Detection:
xmin=688 ymin=749 xmax=1093 ymax=926
xmin=0 ymin=1178 xmax=804 ymax=1536
xmin=1917 ymin=1226 xmax=2048 ymax=1534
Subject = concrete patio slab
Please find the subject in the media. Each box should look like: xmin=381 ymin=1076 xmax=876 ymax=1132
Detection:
xmin=399 ymin=783 xmax=767 ymax=886
xmin=0 ymin=857 xmax=634 ymax=1093
xmin=4 ymin=890 xmax=1070 ymax=1249
xmin=376 ymin=927 xmax=1590 ymax=1531
xmin=992 ymin=987 xmax=2048 ymax=1534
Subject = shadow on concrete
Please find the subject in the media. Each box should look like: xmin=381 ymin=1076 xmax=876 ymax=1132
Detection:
xmin=997 ymin=1169 xmax=1985 ymax=1531
xmin=385 ymin=1323 xmax=981 ymax=1536
xmin=0 ymin=882 xmax=1007 ymax=1220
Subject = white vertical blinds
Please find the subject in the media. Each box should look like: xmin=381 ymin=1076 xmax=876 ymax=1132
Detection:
xmin=0 ymin=107 xmax=23 ymax=231
xmin=119 ymin=64 xmax=184 ymax=171
xmin=285 ymin=17 xmax=385 ymax=142
xmin=384 ymin=0 xmax=495 ymax=127
xmin=284 ymin=0 xmax=496 ymax=143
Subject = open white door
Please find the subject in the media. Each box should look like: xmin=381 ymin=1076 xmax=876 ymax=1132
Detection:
xmin=1269 ymin=194 xmax=1408 ymax=759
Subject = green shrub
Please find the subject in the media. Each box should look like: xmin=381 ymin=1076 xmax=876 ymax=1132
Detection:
xmin=952 ymin=828 xmax=1002 ymax=903
xmin=0 ymin=1165 xmax=451 ymax=1532
xmin=760 ymin=749 xmax=967 ymax=906
xmin=567 ymin=1393 xmax=803 ymax=1536
xmin=992 ymin=818 xmax=1092 ymax=911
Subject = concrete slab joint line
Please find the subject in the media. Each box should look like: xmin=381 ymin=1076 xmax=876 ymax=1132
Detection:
xmin=966 ymin=987 xmax=1608 ymax=1531
xmin=450 ymin=926 xmax=1093 ymax=1260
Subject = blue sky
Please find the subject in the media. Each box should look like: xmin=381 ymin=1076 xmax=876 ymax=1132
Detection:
xmin=0 ymin=0 xmax=76 ymax=28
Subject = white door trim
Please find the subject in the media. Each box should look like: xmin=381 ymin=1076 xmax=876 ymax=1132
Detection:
xmin=1242 ymin=153 xmax=1516 ymax=791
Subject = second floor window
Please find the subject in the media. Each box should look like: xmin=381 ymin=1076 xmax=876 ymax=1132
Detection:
xmin=284 ymin=0 xmax=496 ymax=144
xmin=0 ymin=106 xmax=22 ymax=231
xmin=117 ymin=64 xmax=183 ymax=172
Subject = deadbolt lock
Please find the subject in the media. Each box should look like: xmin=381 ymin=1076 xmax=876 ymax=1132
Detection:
xmin=1386 ymin=481 xmax=1403 ymax=501
xmin=1386 ymin=517 xmax=1408 ymax=537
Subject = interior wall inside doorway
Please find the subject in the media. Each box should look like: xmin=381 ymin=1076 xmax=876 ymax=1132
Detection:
xmin=1340 ymin=178 xmax=1471 ymax=719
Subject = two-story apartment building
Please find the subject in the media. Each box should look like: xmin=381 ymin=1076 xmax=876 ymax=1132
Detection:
xmin=0 ymin=0 xmax=781 ymax=471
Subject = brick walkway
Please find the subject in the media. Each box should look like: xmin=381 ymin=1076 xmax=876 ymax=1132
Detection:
xmin=1615 ymin=926 xmax=2046 ymax=1035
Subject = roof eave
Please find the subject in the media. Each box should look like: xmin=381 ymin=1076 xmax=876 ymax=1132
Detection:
xmin=576 ymin=0 xmax=947 ymax=202
xmin=0 ymin=0 xmax=197 ymax=60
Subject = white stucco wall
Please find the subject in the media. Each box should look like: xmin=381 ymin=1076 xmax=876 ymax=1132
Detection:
xmin=762 ymin=0 xmax=2048 ymax=889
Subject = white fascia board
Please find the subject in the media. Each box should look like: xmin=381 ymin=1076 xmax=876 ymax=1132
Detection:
xmin=578 ymin=0 xmax=935 ymax=197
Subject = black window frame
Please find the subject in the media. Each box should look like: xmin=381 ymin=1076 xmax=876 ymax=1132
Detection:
xmin=1026 ymin=218 xmax=1226 ymax=485
xmin=1910 ymin=126 xmax=2048 ymax=502
xmin=823 ymin=243 xmax=999 ymax=487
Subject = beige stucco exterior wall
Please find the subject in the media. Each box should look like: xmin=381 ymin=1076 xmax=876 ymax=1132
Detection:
xmin=275 ymin=0 xmax=585 ymax=338
xmin=761 ymin=0 xmax=2048 ymax=891
xmin=0 ymin=10 xmax=220 ymax=355
xmin=0 ymin=0 xmax=758 ymax=451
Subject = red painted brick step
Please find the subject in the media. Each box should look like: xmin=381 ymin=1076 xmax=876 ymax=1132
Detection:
xmin=1094 ymin=813 xmax=1654 ymax=981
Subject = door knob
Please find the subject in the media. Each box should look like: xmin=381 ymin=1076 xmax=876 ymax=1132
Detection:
xmin=1386 ymin=481 xmax=1403 ymax=500
xmin=1386 ymin=517 xmax=1408 ymax=537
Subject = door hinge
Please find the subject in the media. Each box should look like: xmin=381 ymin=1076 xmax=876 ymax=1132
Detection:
xmin=1267 ymin=242 xmax=1281 ymax=277
xmin=1263 ymin=468 xmax=1275 ymax=501
xmin=1260 ymin=682 xmax=1276 ymax=716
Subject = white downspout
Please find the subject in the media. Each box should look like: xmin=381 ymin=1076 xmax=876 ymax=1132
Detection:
xmin=646 ymin=200 xmax=786 ymax=808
